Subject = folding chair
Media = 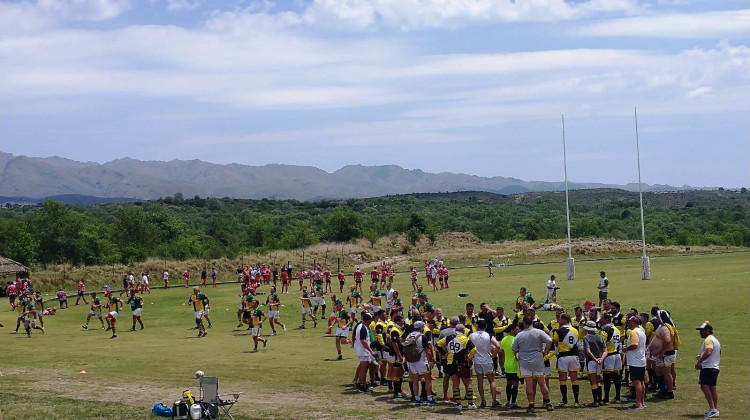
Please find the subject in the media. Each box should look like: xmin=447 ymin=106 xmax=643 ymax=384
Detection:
xmin=199 ymin=376 xmax=242 ymax=420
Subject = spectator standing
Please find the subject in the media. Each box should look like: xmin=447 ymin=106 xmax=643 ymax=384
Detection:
xmin=695 ymin=321 xmax=720 ymax=418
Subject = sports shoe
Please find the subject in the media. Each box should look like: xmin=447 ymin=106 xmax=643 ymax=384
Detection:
xmin=455 ymin=403 xmax=463 ymax=411
xmin=299 ymin=325 xmax=306 ymax=329
xmin=480 ymin=400 xmax=487 ymax=408
xmin=414 ymin=398 xmax=423 ymax=407
xmin=526 ymin=406 xmax=535 ymax=414
xmin=105 ymin=327 xmax=111 ymax=332
xmin=587 ymin=402 xmax=600 ymax=408
xmin=443 ymin=397 xmax=451 ymax=403
xmin=629 ymin=404 xmax=645 ymax=410
xmin=492 ymin=400 xmax=501 ymax=408
xmin=601 ymin=400 xmax=609 ymax=405
xmin=336 ymin=354 xmax=343 ymax=360
xmin=509 ymin=403 xmax=520 ymax=409
xmin=426 ymin=399 xmax=438 ymax=407
xmin=659 ymin=392 xmax=675 ymax=400
xmin=545 ymin=403 xmax=555 ymax=411
xmin=207 ymin=323 xmax=212 ymax=328
xmin=82 ymin=325 xmax=88 ymax=330
xmin=392 ymin=392 xmax=408 ymax=399
xmin=705 ymin=409 xmax=719 ymax=418
xmin=467 ymin=403 xmax=477 ymax=410
xmin=236 ymin=324 xmax=243 ymax=328
xmin=313 ymin=320 xmax=317 ymax=328
xmin=127 ymin=328 xmax=135 ymax=332
xmin=140 ymin=325 xmax=144 ymax=330
xmin=282 ymin=324 xmax=287 ymax=331
xmin=271 ymin=331 xmax=276 ymax=336
xmin=613 ymin=399 xmax=621 ymax=404
xmin=109 ymin=335 xmax=117 ymax=339
xmin=357 ymin=386 xmax=372 ymax=393
xmin=573 ymin=402 xmax=582 ymax=408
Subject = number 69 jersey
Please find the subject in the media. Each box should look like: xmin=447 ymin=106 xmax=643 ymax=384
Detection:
xmin=436 ymin=333 xmax=474 ymax=366
xmin=552 ymin=326 xmax=580 ymax=357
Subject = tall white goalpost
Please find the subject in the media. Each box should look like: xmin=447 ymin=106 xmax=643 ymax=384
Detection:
xmin=562 ymin=115 xmax=575 ymax=280
xmin=634 ymin=107 xmax=651 ymax=280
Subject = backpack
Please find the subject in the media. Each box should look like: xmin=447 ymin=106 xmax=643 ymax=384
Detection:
xmin=402 ymin=333 xmax=423 ymax=363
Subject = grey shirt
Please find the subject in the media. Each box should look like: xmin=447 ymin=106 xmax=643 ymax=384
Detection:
xmin=512 ymin=327 xmax=552 ymax=364
xmin=583 ymin=334 xmax=606 ymax=360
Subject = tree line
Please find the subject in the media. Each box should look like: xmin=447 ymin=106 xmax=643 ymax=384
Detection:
xmin=0 ymin=190 xmax=748 ymax=267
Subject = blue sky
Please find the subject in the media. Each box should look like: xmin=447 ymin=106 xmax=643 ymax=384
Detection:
xmin=1 ymin=0 xmax=748 ymax=188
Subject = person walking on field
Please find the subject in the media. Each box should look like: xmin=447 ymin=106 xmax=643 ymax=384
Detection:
xmin=75 ymin=278 xmax=88 ymax=306
xmin=695 ymin=321 xmax=720 ymax=418
xmin=546 ymin=275 xmax=557 ymax=303
xmin=488 ymin=259 xmax=495 ymax=277
xmin=512 ymin=316 xmax=554 ymax=413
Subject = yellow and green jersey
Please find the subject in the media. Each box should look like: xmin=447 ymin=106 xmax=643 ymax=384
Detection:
xmin=25 ymin=303 xmax=37 ymax=319
xmin=301 ymin=292 xmax=312 ymax=308
xmin=267 ymin=293 xmax=280 ymax=311
xmin=34 ymin=296 xmax=44 ymax=311
xmin=338 ymin=310 xmax=351 ymax=328
xmin=347 ymin=292 xmax=360 ymax=309
xmin=251 ymin=309 xmax=264 ymax=327
xmin=314 ymin=284 xmax=324 ymax=298
xmin=91 ymin=298 xmax=102 ymax=312
xmin=108 ymin=297 xmax=122 ymax=312
xmin=190 ymin=293 xmax=207 ymax=311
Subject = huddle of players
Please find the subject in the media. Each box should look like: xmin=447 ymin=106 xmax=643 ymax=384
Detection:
xmin=345 ymin=286 xmax=682 ymax=412
xmin=8 ymin=290 xmax=46 ymax=337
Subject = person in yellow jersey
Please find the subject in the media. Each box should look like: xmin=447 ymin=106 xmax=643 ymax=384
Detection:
xmin=552 ymin=313 xmax=582 ymax=407
xmin=373 ymin=309 xmax=390 ymax=383
xmin=22 ymin=300 xmax=45 ymax=336
xmin=105 ymin=293 xmax=123 ymax=339
xmin=264 ymin=286 xmax=286 ymax=335
xmin=387 ymin=314 xmax=408 ymax=399
xmin=299 ymin=285 xmax=317 ymax=329
xmin=82 ymin=292 xmax=105 ymax=330
xmin=599 ymin=313 xmax=623 ymax=404
xmin=12 ymin=292 xmax=29 ymax=334
xmin=188 ymin=286 xmax=209 ymax=338
xmin=346 ymin=284 xmax=361 ymax=317
xmin=695 ymin=321 xmax=720 ymax=419
xmin=369 ymin=287 xmax=383 ymax=313
xmin=32 ymin=291 xmax=45 ymax=328
xmin=312 ymin=283 xmax=326 ymax=321
xmin=249 ymin=299 xmax=268 ymax=352
xmin=333 ymin=299 xmax=353 ymax=360
xmin=437 ymin=323 xmax=475 ymax=410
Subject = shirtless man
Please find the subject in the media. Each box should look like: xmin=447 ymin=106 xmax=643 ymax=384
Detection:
xmin=648 ymin=311 xmax=676 ymax=400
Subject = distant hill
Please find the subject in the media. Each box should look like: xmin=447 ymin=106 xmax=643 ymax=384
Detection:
xmin=0 ymin=152 xmax=702 ymax=202
xmin=0 ymin=194 xmax=141 ymax=206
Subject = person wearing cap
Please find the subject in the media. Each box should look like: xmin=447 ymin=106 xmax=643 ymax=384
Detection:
xmin=437 ymin=323 xmax=476 ymax=410
xmin=405 ymin=320 xmax=438 ymax=406
xmin=597 ymin=271 xmax=609 ymax=307
xmin=695 ymin=321 xmax=720 ymax=418
xmin=353 ymin=311 xmax=377 ymax=393
xmin=499 ymin=322 xmax=521 ymax=408
xmin=582 ymin=320 xmax=607 ymax=406
xmin=512 ymin=316 xmax=554 ymax=413
xmin=623 ymin=316 xmax=647 ymax=410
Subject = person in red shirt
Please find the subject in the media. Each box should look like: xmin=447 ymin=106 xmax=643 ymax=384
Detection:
xmin=354 ymin=267 xmax=364 ymax=293
xmin=338 ymin=269 xmax=346 ymax=293
xmin=324 ymin=267 xmax=332 ymax=293
xmin=370 ymin=267 xmax=379 ymax=285
xmin=280 ymin=269 xmax=289 ymax=294
xmin=443 ymin=266 xmax=450 ymax=289
xmin=75 ymin=279 xmax=89 ymax=305
xmin=183 ymin=269 xmax=190 ymax=288
xmin=7 ymin=282 xmax=18 ymax=310
xmin=380 ymin=267 xmax=388 ymax=289
xmin=297 ymin=270 xmax=306 ymax=291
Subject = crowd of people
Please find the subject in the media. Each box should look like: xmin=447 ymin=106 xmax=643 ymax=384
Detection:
xmin=1 ymin=259 xmax=723 ymax=418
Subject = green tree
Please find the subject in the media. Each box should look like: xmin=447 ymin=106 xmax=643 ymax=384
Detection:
xmin=406 ymin=227 xmax=422 ymax=246
xmin=363 ymin=229 xmax=379 ymax=248
xmin=326 ymin=206 xmax=361 ymax=242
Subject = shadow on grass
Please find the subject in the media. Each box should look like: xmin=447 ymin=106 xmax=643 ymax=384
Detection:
xmin=678 ymin=415 xmax=706 ymax=419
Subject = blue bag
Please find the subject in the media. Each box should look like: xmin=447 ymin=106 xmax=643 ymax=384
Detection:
xmin=151 ymin=402 xmax=173 ymax=418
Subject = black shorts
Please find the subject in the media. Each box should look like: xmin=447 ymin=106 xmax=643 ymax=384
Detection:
xmin=242 ymin=312 xmax=251 ymax=320
xmin=325 ymin=279 xmax=331 ymax=283
xmin=629 ymin=366 xmax=645 ymax=382
xmin=599 ymin=291 xmax=608 ymax=301
xmin=78 ymin=291 xmax=84 ymax=297
xmin=505 ymin=372 xmax=519 ymax=381
xmin=457 ymin=366 xmax=472 ymax=379
xmin=339 ymin=280 xmax=345 ymax=284
xmin=699 ymin=368 xmax=719 ymax=387
xmin=444 ymin=364 xmax=458 ymax=376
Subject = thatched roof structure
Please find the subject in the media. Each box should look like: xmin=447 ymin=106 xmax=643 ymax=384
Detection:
xmin=0 ymin=256 xmax=29 ymax=275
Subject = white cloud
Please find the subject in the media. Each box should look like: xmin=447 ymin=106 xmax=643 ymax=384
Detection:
xmin=575 ymin=9 xmax=750 ymax=38
xmin=0 ymin=0 xmax=131 ymax=35
xmin=165 ymin=0 xmax=201 ymax=12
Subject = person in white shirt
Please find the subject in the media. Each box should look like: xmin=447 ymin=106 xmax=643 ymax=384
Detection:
xmin=695 ymin=321 xmax=721 ymax=418
xmin=623 ymin=316 xmax=647 ymax=410
xmin=471 ymin=319 xmax=502 ymax=408
xmin=545 ymin=275 xmax=557 ymax=303
xmin=162 ymin=270 xmax=169 ymax=289
xmin=384 ymin=282 xmax=395 ymax=310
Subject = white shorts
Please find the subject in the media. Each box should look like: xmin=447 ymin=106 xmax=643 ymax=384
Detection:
xmin=519 ymin=361 xmax=546 ymax=378
xmin=407 ymin=361 xmax=429 ymax=375
xmin=557 ymin=355 xmax=580 ymax=372
xmin=301 ymin=307 xmax=312 ymax=315
xmin=194 ymin=311 xmax=204 ymax=319
xmin=358 ymin=354 xmax=374 ymax=363
xmin=313 ymin=297 xmax=325 ymax=306
xmin=656 ymin=353 xmax=676 ymax=367
xmin=25 ymin=317 xmax=36 ymax=326
xmin=88 ymin=310 xmax=101 ymax=317
xmin=604 ymin=354 xmax=623 ymax=371
xmin=203 ymin=308 xmax=210 ymax=315
xmin=268 ymin=310 xmax=279 ymax=318
xmin=108 ymin=311 xmax=119 ymax=320
xmin=335 ymin=327 xmax=349 ymax=338
xmin=543 ymin=365 xmax=551 ymax=376
xmin=371 ymin=306 xmax=380 ymax=313
xmin=475 ymin=363 xmax=495 ymax=375
xmin=132 ymin=308 xmax=142 ymax=317
xmin=251 ymin=328 xmax=261 ymax=337
xmin=383 ymin=352 xmax=395 ymax=362
xmin=586 ymin=360 xmax=602 ymax=375
xmin=349 ymin=307 xmax=357 ymax=314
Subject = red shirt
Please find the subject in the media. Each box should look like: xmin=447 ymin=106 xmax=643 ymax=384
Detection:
xmin=324 ymin=270 xmax=331 ymax=280
xmin=7 ymin=284 xmax=17 ymax=295
xmin=370 ymin=269 xmax=379 ymax=280
xmin=77 ymin=281 xmax=85 ymax=291
xmin=281 ymin=271 xmax=288 ymax=281
xmin=338 ymin=272 xmax=345 ymax=281
xmin=183 ymin=271 xmax=190 ymax=280
xmin=354 ymin=270 xmax=363 ymax=281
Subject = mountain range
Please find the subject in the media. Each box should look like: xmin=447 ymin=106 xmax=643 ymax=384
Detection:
xmin=0 ymin=152 xmax=691 ymax=202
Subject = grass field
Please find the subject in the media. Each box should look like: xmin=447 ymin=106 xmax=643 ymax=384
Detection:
xmin=1 ymin=252 xmax=748 ymax=420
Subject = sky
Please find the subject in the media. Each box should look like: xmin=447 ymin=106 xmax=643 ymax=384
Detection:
xmin=1 ymin=0 xmax=748 ymax=188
